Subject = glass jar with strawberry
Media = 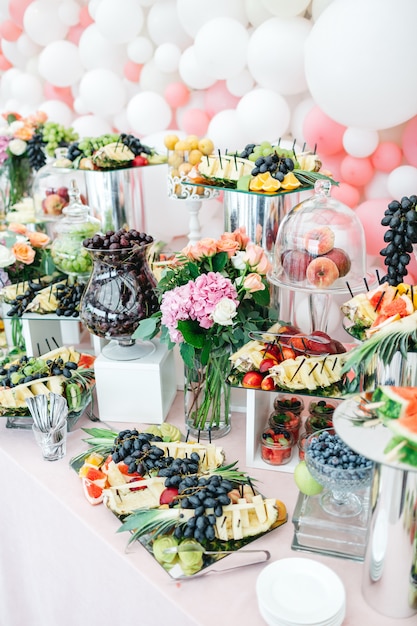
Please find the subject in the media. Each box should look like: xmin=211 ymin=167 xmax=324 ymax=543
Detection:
xmin=268 ymin=410 xmax=301 ymax=443
xmin=260 ymin=426 xmax=294 ymax=466
xmin=305 ymin=399 xmax=338 ymax=434
xmin=273 ymin=394 xmax=304 ymax=416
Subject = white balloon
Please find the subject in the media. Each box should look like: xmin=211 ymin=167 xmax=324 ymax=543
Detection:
xmin=247 ymin=17 xmax=312 ymax=95
xmin=147 ymin=0 xmax=192 ymax=47
xmin=343 ymin=128 xmax=379 ymax=158
xmin=112 ymin=110 xmax=130 ymax=133
xmin=10 ymin=73 xmax=43 ymax=107
xmin=87 ymin=0 xmax=101 ymax=20
xmin=79 ymin=25 xmax=127 ymax=73
xmin=245 ymin=0 xmax=273 ymax=27
xmin=154 ymin=43 xmax=181 ymax=73
xmin=126 ymin=91 xmax=172 ymax=135
xmin=79 ymin=69 xmax=127 ymax=117
xmin=194 ymin=18 xmax=249 ymax=80
xmin=39 ymin=41 xmax=84 ymax=87
xmin=387 ymin=165 xmax=417 ymax=198
xmin=311 ymin=0 xmax=334 ymax=21
xmin=290 ymin=96 xmax=315 ymax=141
xmin=305 ymin=0 xmax=417 ymax=129
xmin=72 ymin=115 xmax=114 ymax=137
xmin=73 ymin=97 xmax=89 ymax=115
xmin=177 ymin=0 xmax=247 ymax=37
xmin=16 ymin=34 xmax=42 ymax=58
xmin=58 ymin=0 xmax=80 ymax=26
xmin=1 ymin=69 xmax=23 ymax=101
xmin=261 ymin=0 xmax=311 ymax=17
xmin=140 ymin=59 xmax=179 ymax=94
xmin=207 ymin=109 xmax=252 ymax=152
xmin=365 ymin=172 xmax=390 ymax=199
xmin=38 ymin=100 xmax=74 ymax=126
xmin=226 ymin=69 xmax=255 ymax=97
xmin=23 ymin=0 xmax=69 ymax=46
xmin=236 ymin=89 xmax=291 ymax=142
xmin=127 ymin=37 xmax=154 ymax=64
xmin=95 ymin=0 xmax=144 ymax=44
xmin=179 ymin=46 xmax=216 ymax=90
xmin=1 ymin=40 xmax=27 ymax=68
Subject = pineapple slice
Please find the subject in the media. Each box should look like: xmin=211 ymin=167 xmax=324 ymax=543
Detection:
xmin=152 ymin=441 xmax=225 ymax=471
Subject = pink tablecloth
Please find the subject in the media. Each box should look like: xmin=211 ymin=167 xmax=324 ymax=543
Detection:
xmin=0 ymin=393 xmax=415 ymax=626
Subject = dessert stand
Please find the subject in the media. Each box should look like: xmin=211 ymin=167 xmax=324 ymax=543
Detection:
xmin=333 ymin=399 xmax=417 ymax=619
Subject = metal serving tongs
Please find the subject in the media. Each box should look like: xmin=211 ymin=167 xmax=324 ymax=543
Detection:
xmin=342 ymin=393 xmax=383 ymax=427
xmin=164 ymin=546 xmax=271 ymax=579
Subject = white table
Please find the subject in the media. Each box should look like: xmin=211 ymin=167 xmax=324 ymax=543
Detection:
xmin=0 ymin=393 xmax=415 ymax=626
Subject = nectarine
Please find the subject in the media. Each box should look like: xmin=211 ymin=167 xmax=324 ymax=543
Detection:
xmin=282 ymin=249 xmax=312 ymax=282
xmin=306 ymin=257 xmax=339 ymax=288
xmin=303 ymin=226 xmax=335 ymax=255
xmin=323 ymin=247 xmax=351 ymax=278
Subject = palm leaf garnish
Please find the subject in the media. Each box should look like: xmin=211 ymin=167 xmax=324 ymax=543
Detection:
xmin=69 ymin=426 xmax=119 ymax=469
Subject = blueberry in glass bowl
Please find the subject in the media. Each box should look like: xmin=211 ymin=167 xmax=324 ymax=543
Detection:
xmin=305 ymin=429 xmax=374 ymax=517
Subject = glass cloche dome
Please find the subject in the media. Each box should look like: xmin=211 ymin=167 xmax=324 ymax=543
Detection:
xmin=269 ymin=180 xmax=367 ymax=294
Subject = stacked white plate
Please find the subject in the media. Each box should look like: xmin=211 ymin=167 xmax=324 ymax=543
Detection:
xmin=256 ymin=558 xmax=346 ymax=626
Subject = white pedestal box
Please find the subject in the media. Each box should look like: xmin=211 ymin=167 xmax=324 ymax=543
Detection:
xmin=94 ymin=339 xmax=177 ymax=424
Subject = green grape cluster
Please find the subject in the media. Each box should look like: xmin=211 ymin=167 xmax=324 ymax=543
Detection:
xmin=75 ymin=134 xmax=120 ymax=158
xmin=41 ymin=121 xmax=79 ymax=157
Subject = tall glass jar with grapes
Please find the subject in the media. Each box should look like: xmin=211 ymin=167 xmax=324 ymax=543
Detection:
xmin=51 ymin=180 xmax=100 ymax=282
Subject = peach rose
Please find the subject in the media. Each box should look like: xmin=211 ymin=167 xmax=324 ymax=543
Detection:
xmin=232 ymin=226 xmax=250 ymax=249
xmin=11 ymin=242 xmax=36 ymax=265
xmin=182 ymin=238 xmax=217 ymax=261
xmin=243 ymin=273 xmax=266 ymax=293
xmin=243 ymin=243 xmax=272 ymax=275
xmin=27 ymin=231 xmax=50 ymax=248
xmin=8 ymin=222 xmax=27 ymax=235
xmin=216 ymin=235 xmax=240 ymax=258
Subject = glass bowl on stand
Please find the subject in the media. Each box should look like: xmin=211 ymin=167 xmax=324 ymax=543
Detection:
xmin=80 ymin=231 xmax=159 ymax=361
xmin=305 ymin=429 xmax=374 ymax=518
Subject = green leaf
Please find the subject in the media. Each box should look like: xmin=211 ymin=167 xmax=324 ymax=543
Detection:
xmin=132 ymin=316 xmax=160 ymax=341
xmin=251 ymin=287 xmax=270 ymax=307
xmin=211 ymin=252 xmax=228 ymax=273
xmin=177 ymin=320 xmax=206 ymax=349
xmin=180 ymin=342 xmax=196 ymax=369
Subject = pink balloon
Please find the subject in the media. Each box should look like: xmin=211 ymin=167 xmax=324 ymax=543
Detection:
xmin=204 ymin=81 xmax=239 ymax=117
xmin=340 ymin=155 xmax=374 ymax=187
xmin=43 ymin=83 xmax=74 ymax=107
xmin=0 ymin=54 xmax=12 ymax=70
xmin=181 ymin=108 xmax=210 ymax=136
xmin=67 ymin=24 xmax=85 ymax=45
xmin=320 ymin=151 xmax=344 ymax=182
xmin=303 ymin=106 xmax=346 ymax=156
xmin=355 ymin=197 xmax=392 ymax=256
xmin=330 ymin=182 xmax=361 ymax=209
xmin=371 ymin=141 xmax=403 ymax=172
xmin=0 ymin=19 xmax=21 ymax=41
xmin=79 ymin=5 xmax=94 ymax=27
xmin=8 ymin=0 xmax=32 ymax=28
xmin=164 ymin=82 xmax=190 ymax=108
xmin=124 ymin=60 xmax=141 ymax=82
xmin=402 ymin=116 xmax=417 ymax=168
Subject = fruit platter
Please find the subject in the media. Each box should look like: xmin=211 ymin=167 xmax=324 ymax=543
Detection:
xmin=70 ymin=425 xmax=287 ymax=578
xmin=333 ymin=387 xmax=417 ymax=472
xmin=1 ymin=276 xmax=86 ymax=318
xmin=0 ymin=346 xmax=95 ymax=429
xmin=227 ymin=322 xmax=350 ymax=397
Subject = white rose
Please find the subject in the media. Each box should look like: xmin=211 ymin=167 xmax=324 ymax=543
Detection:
xmin=231 ymin=250 xmax=246 ymax=271
xmin=211 ymin=298 xmax=237 ymax=326
xmin=9 ymin=120 xmax=24 ymax=134
xmin=8 ymin=138 xmax=27 ymax=156
xmin=0 ymin=244 xmax=15 ymax=268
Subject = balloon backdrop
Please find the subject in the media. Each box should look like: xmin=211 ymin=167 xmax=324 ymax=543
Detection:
xmin=0 ymin=0 xmax=417 ymax=249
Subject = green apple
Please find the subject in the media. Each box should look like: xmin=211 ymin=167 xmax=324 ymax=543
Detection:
xmin=294 ymin=461 xmax=324 ymax=496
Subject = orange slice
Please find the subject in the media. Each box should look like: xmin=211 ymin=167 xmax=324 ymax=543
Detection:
xmin=281 ymin=172 xmax=301 ymax=190
xmin=249 ymin=174 xmax=265 ymax=191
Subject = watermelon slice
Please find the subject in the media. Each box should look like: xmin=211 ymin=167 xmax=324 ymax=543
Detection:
xmin=372 ymin=386 xmax=417 ymax=443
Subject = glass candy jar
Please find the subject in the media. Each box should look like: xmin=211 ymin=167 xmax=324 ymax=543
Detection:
xmin=80 ymin=229 xmax=159 ymax=360
xmin=51 ymin=181 xmax=100 ymax=280
xmin=32 ymin=148 xmax=86 ymax=222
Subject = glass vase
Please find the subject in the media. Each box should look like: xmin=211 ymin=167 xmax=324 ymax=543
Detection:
xmin=80 ymin=243 xmax=159 ymax=360
xmin=3 ymin=156 xmax=33 ymax=211
xmin=184 ymin=347 xmax=231 ymax=439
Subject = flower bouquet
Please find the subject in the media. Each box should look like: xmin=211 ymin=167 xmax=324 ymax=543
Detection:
xmin=134 ymin=228 xmax=277 ymax=437
xmin=0 ymin=222 xmax=52 ymax=286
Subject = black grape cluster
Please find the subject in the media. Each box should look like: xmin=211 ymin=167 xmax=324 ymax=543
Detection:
xmin=158 ymin=453 xmax=201 ymax=487
xmin=111 ymin=430 xmax=172 ymax=475
xmin=26 ymin=133 xmax=47 ymax=170
xmin=173 ymin=474 xmax=233 ymax=542
xmin=119 ymin=133 xmax=153 ymax=156
xmin=55 ymin=282 xmax=85 ymax=318
xmin=380 ymin=196 xmax=417 ymax=286
xmin=66 ymin=142 xmax=83 ymax=161
xmin=239 ymin=143 xmax=257 ymax=158
xmin=251 ymin=155 xmax=295 ymax=181
xmin=6 ymin=280 xmax=44 ymax=317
